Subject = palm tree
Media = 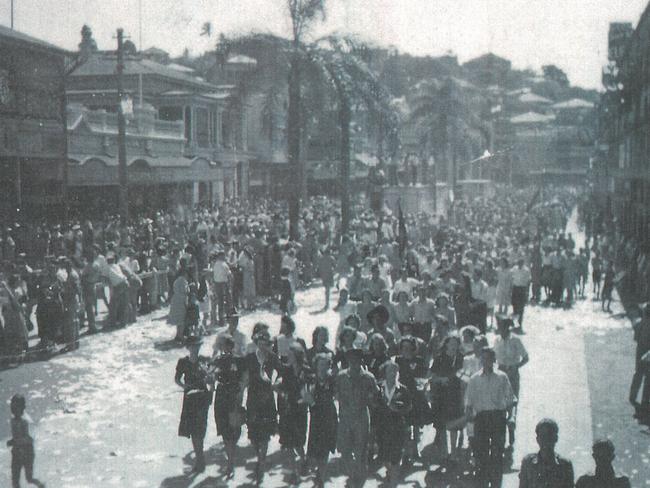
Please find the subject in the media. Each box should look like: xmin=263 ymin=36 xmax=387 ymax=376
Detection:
xmin=308 ymin=36 xmax=398 ymax=233
xmin=208 ymin=0 xmax=326 ymax=240
xmin=409 ymin=77 xmax=489 ymax=195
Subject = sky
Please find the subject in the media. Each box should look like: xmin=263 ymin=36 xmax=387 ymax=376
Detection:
xmin=1 ymin=0 xmax=649 ymax=89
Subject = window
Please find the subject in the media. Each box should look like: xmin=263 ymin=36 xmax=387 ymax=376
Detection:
xmin=196 ymin=107 xmax=209 ymax=147
xmin=209 ymin=110 xmax=218 ymax=145
xmin=222 ymin=111 xmax=230 ymax=148
xmin=159 ymin=106 xmax=183 ymax=121
xmin=184 ymin=106 xmax=192 ymax=142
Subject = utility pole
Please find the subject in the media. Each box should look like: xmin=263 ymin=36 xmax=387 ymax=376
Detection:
xmin=10 ymin=0 xmax=14 ymax=29
xmin=116 ymin=28 xmax=129 ymax=225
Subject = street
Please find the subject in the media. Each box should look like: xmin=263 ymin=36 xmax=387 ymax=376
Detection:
xmin=1 ymin=219 xmax=649 ymax=488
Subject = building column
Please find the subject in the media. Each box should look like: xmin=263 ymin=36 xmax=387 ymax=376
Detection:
xmin=192 ymin=181 xmax=199 ymax=206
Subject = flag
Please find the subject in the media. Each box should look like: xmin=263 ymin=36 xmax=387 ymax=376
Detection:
xmin=398 ymin=199 xmax=408 ymax=258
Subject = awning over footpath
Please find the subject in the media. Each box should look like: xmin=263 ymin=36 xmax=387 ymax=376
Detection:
xmin=67 ymin=155 xmax=229 ymax=186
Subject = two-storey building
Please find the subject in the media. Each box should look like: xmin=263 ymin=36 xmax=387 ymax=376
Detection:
xmin=604 ymin=9 xmax=650 ymax=247
xmin=65 ymin=52 xmax=252 ymax=215
xmin=0 ymin=25 xmax=68 ymax=221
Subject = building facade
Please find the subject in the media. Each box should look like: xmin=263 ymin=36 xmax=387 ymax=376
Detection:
xmin=66 ymin=51 xmax=252 ymax=215
xmin=0 ymin=25 xmax=67 ymax=221
xmin=601 ymin=10 xmax=650 ymax=248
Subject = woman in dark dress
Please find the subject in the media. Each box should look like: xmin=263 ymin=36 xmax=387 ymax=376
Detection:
xmin=366 ymin=333 xmax=391 ymax=380
xmin=366 ymin=333 xmax=391 ymax=464
xmin=332 ymin=325 xmax=358 ymax=372
xmin=243 ymin=328 xmax=281 ymax=485
xmin=174 ymin=335 xmax=212 ymax=473
xmin=375 ymin=360 xmax=412 ymax=486
xmin=277 ymin=343 xmax=310 ymax=484
xmin=305 ymin=353 xmax=338 ymax=487
xmin=395 ymin=336 xmax=432 ymax=462
xmin=210 ymin=334 xmax=243 ymax=478
xmin=430 ymin=334 xmax=465 ymax=461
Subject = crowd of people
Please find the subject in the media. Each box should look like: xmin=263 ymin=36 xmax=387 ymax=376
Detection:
xmin=579 ymin=198 xmax=650 ymax=427
xmin=1 ymin=186 xmax=641 ymax=487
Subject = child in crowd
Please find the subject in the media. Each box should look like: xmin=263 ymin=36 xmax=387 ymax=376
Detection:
xmin=7 ymin=394 xmax=44 ymax=488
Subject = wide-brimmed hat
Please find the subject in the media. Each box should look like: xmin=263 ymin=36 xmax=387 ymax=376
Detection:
xmin=367 ymin=304 xmax=389 ymax=325
xmin=459 ymin=325 xmax=481 ymax=337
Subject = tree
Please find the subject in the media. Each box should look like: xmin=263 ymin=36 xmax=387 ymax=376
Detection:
xmin=123 ymin=40 xmax=137 ymax=56
xmin=308 ymin=36 xmax=398 ymax=233
xmin=207 ymin=0 xmax=327 ymax=240
xmin=542 ymin=64 xmax=569 ymax=87
xmin=78 ymin=24 xmax=98 ymax=61
xmin=409 ymin=77 xmax=489 ymax=193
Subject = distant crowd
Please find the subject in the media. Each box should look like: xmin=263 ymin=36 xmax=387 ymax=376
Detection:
xmin=2 ymin=186 xmax=643 ymax=487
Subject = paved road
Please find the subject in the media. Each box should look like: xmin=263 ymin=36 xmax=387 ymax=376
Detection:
xmin=1 ymin=212 xmax=648 ymax=487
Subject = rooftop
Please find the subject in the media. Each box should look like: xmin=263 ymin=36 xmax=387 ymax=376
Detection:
xmin=0 ymin=23 xmax=68 ymax=55
xmin=227 ymin=54 xmax=258 ymax=65
xmin=518 ymin=92 xmax=553 ymax=104
xmin=552 ymin=98 xmax=595 ymax=109
xmin=510 ymin=111 xmax=556 ymax=124
xmin=70 ymin=54 xmax=219 ymax=90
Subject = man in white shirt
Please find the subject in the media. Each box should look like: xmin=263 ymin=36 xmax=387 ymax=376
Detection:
xmin=104 ymin=252 xmax=129 ymax=328
xmin=465 ymin=347 xmax=515 ymax=488
xmin=213 ymin=311 xmax=248 ymax=357
xmin=511 ymin=258 xmax=532 ymax=331
xmin=211 ymin=251 xmax=232 ymax=327
xmin=392 ymin=267 xmax=418 ymax=301
xmin=494 ymin=317 xmax=529 ymax=450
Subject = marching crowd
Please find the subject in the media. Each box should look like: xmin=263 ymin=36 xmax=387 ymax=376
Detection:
xmin=2 ymin=187 xmax=639 ymax=487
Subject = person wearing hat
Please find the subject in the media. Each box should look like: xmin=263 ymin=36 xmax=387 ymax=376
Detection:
xmin=335 ymin=345 xmax=379 ymax=488
xmin=465 ymin=347 xmax=515 ymax=487
xmin=242 ymin=327 xmax=282 ymax=485
xmin=174 ymin=335 xmax=212 ymax=474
